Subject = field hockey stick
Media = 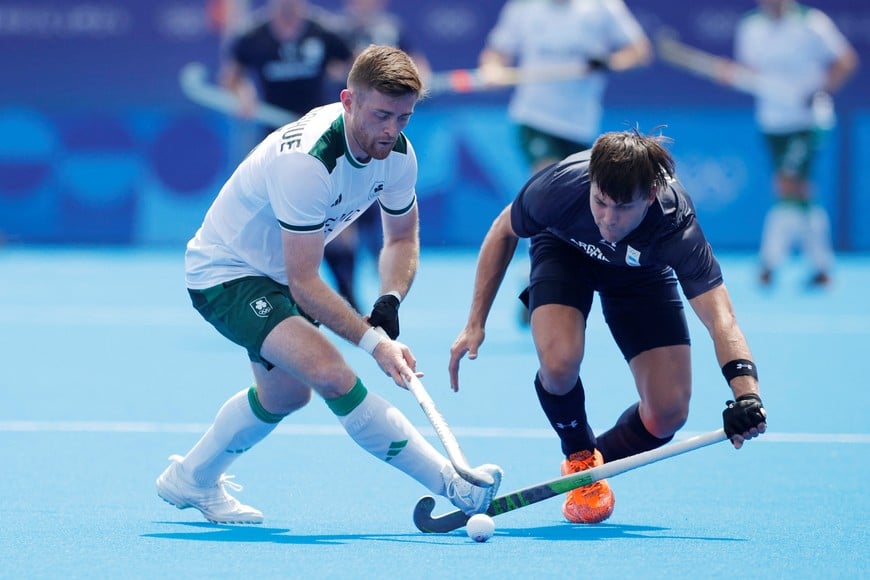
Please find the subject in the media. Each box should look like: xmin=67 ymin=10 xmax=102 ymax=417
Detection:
xmin=178 ymin=62 xmax=298 ymax=127
xmin=426 ymin=62 xmax=591 ymax=95
xmin=654 ymin=28 xmax=805 ymax=103
xmin=414 ymin=428 xmax=727 ymax=533
xmin=404 ymin=374 xmax=497 ymax=487
xmin=368 ymin=325 xmax=498 ymax=488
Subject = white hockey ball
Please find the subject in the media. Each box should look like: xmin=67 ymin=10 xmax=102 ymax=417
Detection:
xmin=466 ymin=513 xmax=495 ymax=542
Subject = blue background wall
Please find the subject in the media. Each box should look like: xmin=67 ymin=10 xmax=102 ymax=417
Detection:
xmin=1 ymin=0 xmax=867 ymax=250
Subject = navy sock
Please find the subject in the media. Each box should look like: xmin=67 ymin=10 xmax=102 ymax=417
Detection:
xmin=534 ymin=374 xmax=596 ymax=457
xmin=596 ymin=403 xmax=673 ymax=462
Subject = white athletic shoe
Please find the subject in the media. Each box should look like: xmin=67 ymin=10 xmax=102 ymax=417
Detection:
xmin=156 ymin=455 xmax=263 ymax=524
xmin=442 ymin=463 xmax=503 ymax=516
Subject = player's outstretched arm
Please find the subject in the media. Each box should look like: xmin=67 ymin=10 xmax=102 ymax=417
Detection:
xmin=449 ymin=205 xmax=520 ymax=392
xmin=377 ymin=204 xmax=419 ymax=305
xmin=367 ymin=205 xmax=420 ymax=340
xmin=283 ymin=230 xmax=414 ymax=387
xmin=448 ymin=326 xmax=485 ymax=392
xmin=689 ymin=284 xmax=767 ymax=448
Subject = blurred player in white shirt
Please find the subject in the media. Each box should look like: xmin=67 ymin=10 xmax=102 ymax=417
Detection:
xmin=479 ymin=0 xmax=651 ymax=324
xmin=735 ymin=0 xmax=857 ymax=288
xmin=480 ymin=0 xmax=651 ymax=175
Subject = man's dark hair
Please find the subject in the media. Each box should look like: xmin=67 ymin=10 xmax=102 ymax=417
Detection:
xmin=589 ymin=129 xmax=676 ymax=203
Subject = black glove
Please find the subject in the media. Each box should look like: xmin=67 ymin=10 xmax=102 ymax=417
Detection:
xmin=722 ymin=394 xmax=767 ymax=439
xmin=587 ymin=58 xmax=610 ymax=72
xmin=368 ymin=294 xmax=400 ymax=339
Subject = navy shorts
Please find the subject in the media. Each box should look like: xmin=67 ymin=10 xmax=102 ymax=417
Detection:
xmin=520 ymin=234 xmax=690 ymax=361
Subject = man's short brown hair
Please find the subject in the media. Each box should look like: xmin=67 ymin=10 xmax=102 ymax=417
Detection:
xmin=347 ymin=44 xmax=423 ymax=98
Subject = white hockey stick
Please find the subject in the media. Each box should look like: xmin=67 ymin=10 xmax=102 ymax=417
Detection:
xmin=404 ymin=374 xmax=497 ymax=487
xmin=654 ymin=28 xmax=803 ymax=102
xmin=655 ymin=30 xmax=837 ymax=129
xmin=368 ymin=325 xmax=497 ymax=488
xmin=426 ymin=62 xmax=591 ymax=96
xmin=178 ymin=61 xmax=298 ymax=127
xmin=414 ymin=428 xmax=728 ymax=532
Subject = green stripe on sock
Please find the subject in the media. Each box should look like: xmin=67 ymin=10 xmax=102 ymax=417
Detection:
xmin=247 ymin=386 xmax=287 ymax=424
xmin=388 ymin=440 xmax=408 ymax=451
xmin=385 ymin=440 xmax=408 ymax=462
xmin=325 ymin=378 xmax=368 ymax=417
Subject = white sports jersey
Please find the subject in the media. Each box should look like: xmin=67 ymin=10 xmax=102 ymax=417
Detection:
xmin=735 ymin=4 xmax=850 ymax=133
xmin=185 ymin=102 xmax=417 ymax=288
xmin=486 ymin=0 xmax=646 ymax=143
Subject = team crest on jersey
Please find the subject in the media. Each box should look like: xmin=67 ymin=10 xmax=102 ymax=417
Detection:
xmin=250 ymin=297 xmax=273 ymax=318
xmin=368 ymin=181 xmax=385 ymax=200
xmin=626 ymin=245 xmax=641 ymax=267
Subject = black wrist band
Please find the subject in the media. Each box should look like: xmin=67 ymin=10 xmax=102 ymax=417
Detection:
xmin=722 ymin=359 xmax=758 ymax=383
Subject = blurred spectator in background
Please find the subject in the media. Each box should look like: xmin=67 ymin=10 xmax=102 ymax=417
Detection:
xmin=220 ymin=0 xmax=352 ymax=120
xmin=314 ymin=0 xmax=432 ymax=311
xmin=320 ymin=0 xmax=430 ymax=78
xmin=219 ymin=0 xmax=360 ymax=308
xmin=207 ymin=0 xmax=254 ymax=41
xmin=734 ymin=0 xmax=857 ymax=289
xmin=478 ymin=0 xmax=652 ymax=324
xmin=479 ymin=0 xmax=651 ymax=176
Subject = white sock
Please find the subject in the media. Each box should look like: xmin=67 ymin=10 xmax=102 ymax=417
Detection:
xmin=760 ymin=203 xmax=803 ymax=270
xmin=801 ymin=205 xmax=834 ymax=274
xmin=181 ymin=387 xmax=281 ymax=486
xmin=331 ymin=381 xmax=448 ymax=495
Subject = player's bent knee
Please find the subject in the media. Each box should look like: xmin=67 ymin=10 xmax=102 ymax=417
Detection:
xmin=537 ymin=358 xmax=581 ymax=393
xmin=254 ymin=378 xmax=313 ymax=415
xmin=537 ymin=369 xmax=580 ymax=395
xmin=283 ymin=388 xmax=313 ymax=413
xmin=538 ymin=349 xmax=581 ymax=376
xmin=643 ymin=404 xmax=689 ymax=439
xmin=307 ymin=365 xmax=358 ymax=399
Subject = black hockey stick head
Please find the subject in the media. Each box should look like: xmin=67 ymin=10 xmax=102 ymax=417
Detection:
xmin=413 ymin=496 xmax=470 ymax=533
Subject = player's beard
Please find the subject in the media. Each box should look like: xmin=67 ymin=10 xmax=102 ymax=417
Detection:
xmin=365 ymin=133 xmax=396 ymax=161
xmin=349 ymin=127 xmax=395 ymax=162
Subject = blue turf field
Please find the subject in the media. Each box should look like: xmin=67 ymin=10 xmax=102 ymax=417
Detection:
xmin=1 ymin=248 xmax=868 ymax=579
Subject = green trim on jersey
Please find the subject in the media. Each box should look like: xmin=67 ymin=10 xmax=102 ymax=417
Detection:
xmin=277 ymin=220 xmax=323 ymax=232
xmin=308 ymin=116 xmax=348 ymax=173
xmin=379 ymin=196 xmax=416 ymax=216
xmin=307 ymin=116 xmax=410 ymax=173
xmin=393 ymin=133 xmax=408 ymax=155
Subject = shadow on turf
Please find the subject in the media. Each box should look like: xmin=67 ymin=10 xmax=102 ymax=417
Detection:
xmin=144 ymin=522 xmax=448 ymax=545
xmin=499 ymin=523 xmax=747 ymax=542
xmin=143 ymin=521 xmax=746 ymax=544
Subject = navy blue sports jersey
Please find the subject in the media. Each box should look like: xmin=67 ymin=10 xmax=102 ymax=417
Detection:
xmin=510 ymin=150 xmax=723 ymax=299
xmin=229 ymin=19 xmax=352 ymax=115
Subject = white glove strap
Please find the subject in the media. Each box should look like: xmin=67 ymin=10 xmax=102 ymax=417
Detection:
xmin=358 ymin=327 xmax=386 ymax=355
